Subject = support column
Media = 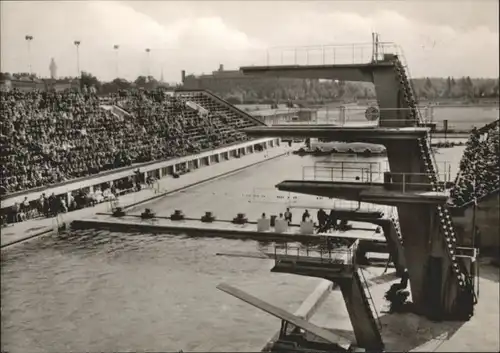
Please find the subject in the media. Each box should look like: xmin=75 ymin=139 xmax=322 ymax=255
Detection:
xmin=380 ymin=221 xmax=406 ymax=277
xmin=158 ymin=168 xmax=163 ymax=179
xmin=335 ymin=273 xmax=384 ymax=351
xmin=372 ymin=66 xmax=413 ymax=128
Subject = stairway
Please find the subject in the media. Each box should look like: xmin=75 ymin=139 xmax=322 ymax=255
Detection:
xmin=389 ymin=211 xmax=404 ymax=246
xmin=393 ymin=57 xmax=477 ymax=318
xmin=356 ymin=268 xmax=382 ymax=331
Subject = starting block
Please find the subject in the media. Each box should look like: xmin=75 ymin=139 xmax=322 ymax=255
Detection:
xmin=257 ymin=217 xmax=271 ymax=231
xmin=300 ymin=220 xmax=315 ymax=234
xmin=274 ymin=219 xmax=289 ymax=233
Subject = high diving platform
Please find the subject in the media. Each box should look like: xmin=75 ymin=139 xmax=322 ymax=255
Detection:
xmin=276 ymin=180 xmax=449 ymax=205
xmin=243 ymin=126 xmax=430 ymax=141
xmin=238 ymin=39 xmax=479 ymax=322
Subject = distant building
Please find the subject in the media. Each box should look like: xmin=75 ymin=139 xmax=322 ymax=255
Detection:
xmin=49 ymin=58 xmax=57 ymax=79
xmin=0 ymin=77 xmax=80 ymax=92
xmin=182 ymin=64 xmax=316 ymax=98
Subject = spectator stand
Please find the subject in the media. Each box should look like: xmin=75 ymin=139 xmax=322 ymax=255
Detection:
xmin=450 ymin=119 xmax=499 ymax=207
xmin=1 ymin=87 xmax=279 ymax=227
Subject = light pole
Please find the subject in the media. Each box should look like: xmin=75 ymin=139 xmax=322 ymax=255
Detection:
xmin=74 ymin=40 xmax=81 ymax=77
xmin=25 ymin=35 xmax=33 ymax=75
xmin=114 ymin=44 xmax=120 ymax=78
xmin=145 ymin=48 xmax=151 ymax=78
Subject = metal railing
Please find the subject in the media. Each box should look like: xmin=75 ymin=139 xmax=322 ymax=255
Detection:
xmin=254 ymin=42 xmax=402 ymax=67
xmin=268 ymin=117 xmax=433 ymax=129
xmin=301 ymin=164 xmax=452 ymax=192
xmin=289 ymin=199 xmax=390 ymax=214
xmin=302 ymin=163 xmax=384 ymax=183
xmin=273 ymin=243 xmax=355 ymax=266
xmin=383 ymin=171 xmax=452 ymax=193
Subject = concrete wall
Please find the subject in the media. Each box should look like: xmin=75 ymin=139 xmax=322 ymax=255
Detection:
xmin=453 ymin=192 xmax=500 ymax=250
xmin=371 ymin=66 xmax=413 ymax=127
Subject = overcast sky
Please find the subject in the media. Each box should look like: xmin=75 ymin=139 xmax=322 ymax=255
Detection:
xmin=1 ymin=0 xmax=498 ymax=82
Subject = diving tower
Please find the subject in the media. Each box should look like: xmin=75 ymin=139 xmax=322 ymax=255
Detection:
xmin=242 ymin=42 xmax=419 ymax=128
xmin=240 ymin=40 xmax=478 ymax=322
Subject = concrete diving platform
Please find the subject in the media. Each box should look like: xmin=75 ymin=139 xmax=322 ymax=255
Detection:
xmin=240 ymin=62 xmax=393 ymax=82
xmin=277 ymin=180 xmax=449 ymax=206
xmin=270 ymin=243 xmax=384 ymax=351
xmin=243 ymin=126 xmax=430 ymax=142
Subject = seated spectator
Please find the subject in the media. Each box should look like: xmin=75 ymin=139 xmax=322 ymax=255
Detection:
xmin=450 ymin=120 xmax=499 ymax=206
xmin=0 ymin=88 xmax=260 ymax=224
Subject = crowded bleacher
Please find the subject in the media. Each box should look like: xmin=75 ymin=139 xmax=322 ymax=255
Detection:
xmin=0 ymin=88 xmax=263 ymax=225
xmin=0 ymin=88 xmax=259 ymax=195
xmin=450 ymin=119 xmax=500 ymax=206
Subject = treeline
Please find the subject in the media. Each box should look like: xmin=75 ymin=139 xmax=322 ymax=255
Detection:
xmin=1 ymin=71 xmax=498 ymax=105
xmin=187 ymin=76 xmax=499 ymax=104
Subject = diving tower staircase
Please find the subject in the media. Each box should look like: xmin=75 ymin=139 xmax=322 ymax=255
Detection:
xmin=241 ymin=41 xmax=477 ymax=321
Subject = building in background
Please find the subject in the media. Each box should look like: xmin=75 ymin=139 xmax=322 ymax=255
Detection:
xmin=49 ymin=58 xmax=58 ymax=79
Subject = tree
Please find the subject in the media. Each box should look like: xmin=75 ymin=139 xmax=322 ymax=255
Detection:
xmin=0 ymin=72 xmax=12 ymax=80
xmin=80 ymin=71 xmax=101 ymax=91
xmin=134 ymin=76 xmax=148 ymax=87
xmin=445 ymin=77 xmax=452 ymax=98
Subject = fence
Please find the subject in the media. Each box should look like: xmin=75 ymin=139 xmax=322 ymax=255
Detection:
xmin=273 ymin=243 xmax=356 ymax=266
xmin=302 ymin=161 xmax=385 ymax=183
xmin=254 ymin=42 xmax=402 ymax=67
xmin=264 ymin=107 xmax=435 ymax=127
xmin=301 ymin=163 xmax=452 ymax=192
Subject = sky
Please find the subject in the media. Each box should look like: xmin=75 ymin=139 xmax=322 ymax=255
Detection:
xmin=1 ymin=0 xmax=498 ymax=82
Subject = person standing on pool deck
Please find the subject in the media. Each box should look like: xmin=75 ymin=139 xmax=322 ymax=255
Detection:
xmin=284 ymin=208 xmax=292 ymax=224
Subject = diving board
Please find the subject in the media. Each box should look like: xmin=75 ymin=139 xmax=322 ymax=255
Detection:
xmin=217 ymin=283 xmax=351 ymax=350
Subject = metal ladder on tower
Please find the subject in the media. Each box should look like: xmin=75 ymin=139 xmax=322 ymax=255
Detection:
xmin=393 ymin=53 xmax=477 ymax=316
xmin=357 ymin=267 xmax=382 ymax=330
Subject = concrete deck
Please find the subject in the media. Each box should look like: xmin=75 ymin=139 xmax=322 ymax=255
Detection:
xmin=244 ymin=126 xmax=429 ymax=142
xmin=309 ymin=260 xmax=499 ymax=352
xmin=0 ymin=146 xmax=290 ymax=248
xmin=70 ymin=215 xmax=384 ymax=244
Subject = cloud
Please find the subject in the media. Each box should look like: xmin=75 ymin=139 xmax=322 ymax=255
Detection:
xmin=0 ymin=1 xmax=264 ymax=81
xmin=0 ymin=1 xmax=498 ymax=81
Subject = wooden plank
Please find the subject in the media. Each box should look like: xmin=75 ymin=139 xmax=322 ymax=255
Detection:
xmin=217 ymin=283 xmax=351 ymax=350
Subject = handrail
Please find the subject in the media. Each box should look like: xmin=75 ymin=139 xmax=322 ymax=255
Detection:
xmin=273 ymin=243 xmax=354 ymax=265
xmin=258 ymin=41 xmax=402 ymax=66
xmin=302 ymin=165 xmax=381 ymax=183
xmin=289 ymin=199 xmax=387 ymax=213
xmin=174 ymin=89 xmax=266 ymax=127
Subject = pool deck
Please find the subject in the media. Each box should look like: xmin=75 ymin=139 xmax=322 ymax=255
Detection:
xmin=0 ymin=145 xmax=291 ymax=248
xmin=70 ymin=214 xmax=383 ymax=244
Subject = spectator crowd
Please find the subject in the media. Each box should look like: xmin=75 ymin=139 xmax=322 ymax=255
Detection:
xmin=0 ymin=88 xmax=257 ymax=195
xmin=1 ymin=87 xmax=261 ymax=226
xmin=450 ymin=120 xmax=499 ymax=206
